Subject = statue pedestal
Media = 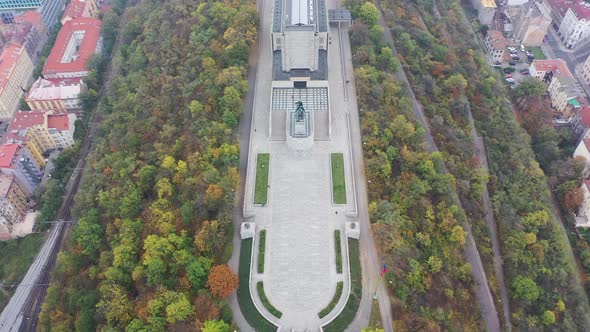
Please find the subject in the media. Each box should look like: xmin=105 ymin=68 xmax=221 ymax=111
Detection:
xmin=345 ymin=222 xmax=360 ymax=239
xmin=240 ymin=222 xmax=256 ymax=239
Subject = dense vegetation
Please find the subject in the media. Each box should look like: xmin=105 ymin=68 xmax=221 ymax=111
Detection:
xmin=361 ymin=0 xmax=590 ymax=329
xmin=38 ymin=0 xmax=258 ymax=330
xmin=346 ymin=2 xmax=481 ymax=329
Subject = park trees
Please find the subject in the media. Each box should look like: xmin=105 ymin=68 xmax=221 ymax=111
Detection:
xmin=38 ymin=0 xmax=258 ymax=330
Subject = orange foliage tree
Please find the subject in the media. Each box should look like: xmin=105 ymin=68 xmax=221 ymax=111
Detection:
xmin=207 ymin=265 xmax=238 ymax=298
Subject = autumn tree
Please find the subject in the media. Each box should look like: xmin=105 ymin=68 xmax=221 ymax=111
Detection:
xmin=207 ymin=265 xmax=238 ymax=298
xmin=202 ymin=320 xmax=231 ymax=332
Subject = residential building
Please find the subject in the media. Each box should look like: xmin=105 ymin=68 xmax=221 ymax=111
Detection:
xmin=27 ymin=112 xmax=76 ymax=153
xmin=0 ymin=173 xmax=29 ymax=236
xmin=484 ymin=30 xmax=507 ymax=63
xmin=0 ymin=11 xmax=47 ymax=61
xmin=26 ymin=76 xmax=86 ymax=111
xmin=471 ymin=0 xmax=497 ymax=25
xmin=580 ymin=53 xmax=590 ymax=85
xmin=0 ymin=43 xmax=34 ymax=118
xmin=545 ymin=0 xmax=590 ymax=48
xmin=0 ymin=0 xmax=66 ymax=27
xmin=60 ymin=0 xmax=98 ymax=24
xmin=510 ymin=1 xmax=551 ymax=46
xmin=41 ymin=17 xmax=102 ymax=79
xmin=0 ymin=143 xmax=43 ymax=193
xmin=547 ymin=74 xmax=582 ymax=112
xmin=577 ymin=180 xmax=590 ymax=227
xmin=571 ymin=105 xmax=590 ymax=138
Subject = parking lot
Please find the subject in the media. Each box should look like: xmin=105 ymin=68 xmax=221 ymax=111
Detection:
xmin=492 ymin=47 xmax=536 ymax=87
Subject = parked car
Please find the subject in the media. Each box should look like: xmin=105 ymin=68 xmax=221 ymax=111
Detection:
xmin=509 ymin=50 xmax=518 ymax=54
xmin=511 ymin=56 xmax=520 ymax=60
xmin=520 ymin=44 xmax=526 ymax=52
xmin=505 ymin=74 xmax=512 ymax=78
xmin=495 ymin=60 xmax=502 ymax=65
xmin=509 ymin=61 xmax=516 ymax=65
xmin=520 ymin=69 xmax=529 ymax=75
xmin=503 ymin=68 xmax=513 ymax=73
xmin=508 ymin=46 xmax=517 ymax=52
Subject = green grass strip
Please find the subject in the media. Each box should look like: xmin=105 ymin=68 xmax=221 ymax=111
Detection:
xmin=530 ymin=46 xmax=546 ymax=60
xmin=238 ymin=239 xmax=276 ymax=331
xmin=254 ymin=153 xmax=270 ymax=204
xmin=331 ymin=153 xmax=346 ymax=204
xmin=258 ymin=230 xmax=266 ymax=273
xmin=324 ymin=239 xmax=362 ymax=331
xmin=318 ymin=281 xmax=344 ymax=318
xmin=335 ymin=230 xmax=342 ymax=274
xmin=257 ymin=281 xmax=283 ymax=318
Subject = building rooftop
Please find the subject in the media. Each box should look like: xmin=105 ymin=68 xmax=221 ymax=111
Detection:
xmin=3 ymin=111 xmax=45 ymax=143
xmin=42 ymin=18 xmax=101 ymax=77
xmin=0 ymin=173 xmax=15 ymax=198
xmin=0 ymin=143 xmax=19 ymax=168
xmin=61 ymin=0 xmax=85 ymax=24
xmin=531 ymin=59 xmax=573 ymax=78
xmin=26 ymin=77 xmax=84 ymax=102
xmin=546 ymin=0 xmax=590 ymax=20
xmin=487 ymin=30 xmax=507 ymax=49
xmin=14 ymin=11 xmax=42 ymax=26
xmin=481 ymin=0 xmax=497 ymax=8
xmin=273 ymin=0 xmax=327 ymax=32
xmin=46 ymin=114 xmax=69 ymax=131
xmin=0 ymin=43 xmax=25 ymax=95
xmin=579 ymin=106 xmax=590 ymax=127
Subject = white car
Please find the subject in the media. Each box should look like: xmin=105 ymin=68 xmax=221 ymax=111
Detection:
xmin=520 ymin=45 xmax=525 ymax=52
xmin=507 ymin=46 xmax=516 ymax=51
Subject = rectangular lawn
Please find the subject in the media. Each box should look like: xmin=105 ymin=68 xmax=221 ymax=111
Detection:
xmin=254 ymin=153 xmax=270 ymax=204
xmin=331 ymin=153 xmax=346 ymax=204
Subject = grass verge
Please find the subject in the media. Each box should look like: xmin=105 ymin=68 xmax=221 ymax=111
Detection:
xmin=369 ymin=299 xmax=383 ymax=329
xmin=319 ymin=281 xmax=344 ymax=318
xmin=254 ymin=153 xmax=270 ymax=204
xmin=258 ymin=230 xmax=266 ymax=273
xmin=331 ymin=153 xmax=346 ymax=204
xmin=238 ymin=239 xmax=276 ymax=331
xmin=0 ymin=234 xmax=44 ymax=311
xmin=530 ymin=47 xmax=546 ymax=60
xmin=257 ymin=281 xmax=283 ymax=318
xmin=335 ymin=230 xmax=342 ymax=273
xmin=324 ymin=239 xmax=361 ymax=331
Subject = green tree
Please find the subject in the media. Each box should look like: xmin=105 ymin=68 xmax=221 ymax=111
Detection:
xmin=512 ymin=77 xmax=546 ymax=110
xmin=511 ymin=276 xmax=541 ymax=302
xmin=358 ymin=2 xmax=380 ymax=27
xmin=540 ymin=310 xmax=556 ymax=325
xmin=202 ymin=320 xmax=231 ymax=332
xmin=165 ymin=294 xmax=192 ymax=323
xmin=187 ymin=256 xmax=213 ymax=291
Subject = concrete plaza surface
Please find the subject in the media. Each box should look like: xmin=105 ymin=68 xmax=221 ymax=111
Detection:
xmin=240 ymin=0 xmax=359 ymax=328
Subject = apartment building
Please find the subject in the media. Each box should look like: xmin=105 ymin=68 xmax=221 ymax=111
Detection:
xmin=0 ymin=43 xmax=34 ymax=118
xmin=0 ymin=143 xmax=43 ymax=193
xmin=0 ymin=0 xmax=66 ymax=27
xmin=60 ymin=0 xmax=99 ymax=25
xmin=26 ymin=76 xmax=86 ymax=111
xmin=0 ymin=173 xmax=28 ymax=235
xmin=484 ymin=30 xmax=507 ymax=63
xmin=510 ymin=1 xmax=551 ymax=46
xmin=545 ymin=0 xmax=590 ymax=48
xmin=41 ymin=17 xmax=102 ymax=78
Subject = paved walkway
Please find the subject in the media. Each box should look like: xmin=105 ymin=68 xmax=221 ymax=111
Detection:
xmin=236 ymin=0 xmax=358 ymax=329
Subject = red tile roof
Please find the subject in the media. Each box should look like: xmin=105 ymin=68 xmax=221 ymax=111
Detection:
xmin=3 ymin=111 xmax=45 ymax=142
xmin=0 ymin=144 xmax=20 ymax=168
xmin=42 ymin=18 xmax=102 ymax=78
xmin=47 ymin=114 xmax=69 ymax=131
xmin=580 ymin=107 xmax=590 ymax=127
xmin=531 ymin=59 xmax=573 ymax=79
xmin=61 ymin=0 xmax=86 ymax=23
xmin=487 ymin=30 xmax=507 ymax=50
xmin=0 ymin=44 xmax=26 ymax=95
xmin=546 ymin=0 xmax=590 ymax=20
xmin=14 ymin=11 xmax=42 ymax=26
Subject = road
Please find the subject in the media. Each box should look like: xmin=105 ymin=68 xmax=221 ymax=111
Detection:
xmin=226 ymin=0 xmax=262 ymax=327
xmin=376 ymin=4 xmax=501 ymax=331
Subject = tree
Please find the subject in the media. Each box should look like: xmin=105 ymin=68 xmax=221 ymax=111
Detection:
xmin=187 ymin=256 xmax=212 ymax=291
xmin=202 ymin=320 xmax=231 ymax=332
xmin=207 ymin=265 xmax=238 ymax=298
xmin=564 ymin=186 xmax=583 ymax=212
xmin=358 ymin=2 xmax=380 ymax=27
xmin=194 ymin=295 xmax=220 ymax=323
xmin=165 ymin=294 xmax=192 ymax=323
xmin=540 ymin=310 xmax=556 ymax=325
xmin=195 ymin=220 xmax=226 ymax=254
xmin=512 ymin=78 xmax=546 ymax=110
xmin=511 ymin=276 xmax=541 ymax=302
